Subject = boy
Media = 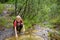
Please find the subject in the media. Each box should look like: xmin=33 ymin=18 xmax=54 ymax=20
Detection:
xmin=13 ymin=15 xmax=23 ymax=33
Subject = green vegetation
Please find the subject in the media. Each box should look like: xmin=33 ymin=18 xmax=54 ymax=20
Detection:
xmin=0 ymin=4 xmax=4 ymax=14
xmin=0 ymin=0 xmax=60 ymax=40
xmin=0 ymin=17 xmax=7 ymax=27
xmin=0 ymin=0 xmax=60 ymax=31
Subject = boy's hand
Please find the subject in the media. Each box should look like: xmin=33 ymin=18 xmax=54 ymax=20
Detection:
xmin=15 ymin=27 xmax=18 ymax=38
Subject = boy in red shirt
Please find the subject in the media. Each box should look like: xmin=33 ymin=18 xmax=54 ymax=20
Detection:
xmin=13 ymin=15 xmax=23 ymax=33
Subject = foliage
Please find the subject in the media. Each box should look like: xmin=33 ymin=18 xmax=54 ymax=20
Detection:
xmin=16 ymin=0 xmax=60 ymax=28
xmin=0 ymin=0 xmax=60 ymax=29
xmin=0 ymin=16 xmax=14 ymax=28
xmin=0 ymin=0 xmax=8 ymax=3
xmin=0 ymin=17 xmax=7 ymax=27
xmin=0 ymin=4 xmax=5 ymax=14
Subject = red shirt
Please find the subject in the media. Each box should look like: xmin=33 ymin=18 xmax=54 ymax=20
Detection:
xmin=13 ymin=20 xmax=23 ymax=27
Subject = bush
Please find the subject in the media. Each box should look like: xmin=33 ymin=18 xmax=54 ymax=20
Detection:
xmin=0 ymin=17 xmax=7 ymax=27
xmin=0 ymin=16 xmax=14 ymax=28
xmin=0 ymin=4 xmax=5 ymax=14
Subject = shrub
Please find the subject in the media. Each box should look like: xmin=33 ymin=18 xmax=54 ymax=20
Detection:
xmin=0 ymin=4 xmax=5 ymax=14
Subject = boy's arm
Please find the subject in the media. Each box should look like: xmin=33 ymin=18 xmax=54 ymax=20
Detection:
xmin=14 ymin=21 xmax=17 ymax=27
xmin=13 ymin=21 xmax=18 ymax=38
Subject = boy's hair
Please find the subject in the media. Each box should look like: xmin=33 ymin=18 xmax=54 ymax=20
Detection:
xmin=16 ymin=15 xmax=21 ymax=19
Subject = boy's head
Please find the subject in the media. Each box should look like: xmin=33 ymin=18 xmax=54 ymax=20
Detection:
xmin=16 ymin=15 xmax=21 ymax=21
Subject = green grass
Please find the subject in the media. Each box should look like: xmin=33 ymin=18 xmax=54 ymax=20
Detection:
xmin=0 ymin=4 xmax=5 ymax=14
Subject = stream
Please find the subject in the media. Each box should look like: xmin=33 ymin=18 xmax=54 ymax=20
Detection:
xmin=0 ymin=25 xmax=59 ymax=40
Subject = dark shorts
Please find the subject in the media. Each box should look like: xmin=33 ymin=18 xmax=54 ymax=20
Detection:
xmin=16 ymin=24 xmax=23 ymax=32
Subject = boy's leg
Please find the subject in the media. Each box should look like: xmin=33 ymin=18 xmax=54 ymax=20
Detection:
xmin=16 ymin=26 xmax=20 ymax=33
xmin=19 ymin=24 xmax=23 ymax=33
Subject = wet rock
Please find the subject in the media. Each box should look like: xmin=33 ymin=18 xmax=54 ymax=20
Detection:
xmin=0 ymin=26 xmax=5 ymax=31
xmin=32 ymin=25 xmax=57 ymax=40
xmin=0 ymin=27 xmax=14 ymax=40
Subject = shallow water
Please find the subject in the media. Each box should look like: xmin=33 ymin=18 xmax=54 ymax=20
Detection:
xmin=0 ymin=25 xmax=60 ymax=40
xmin=5 ymin=34 xmax=44 ymax=40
